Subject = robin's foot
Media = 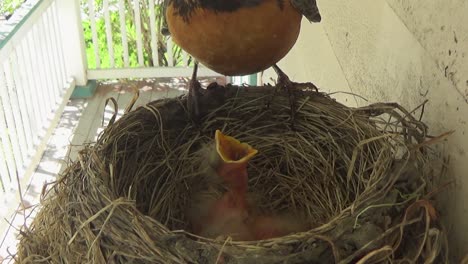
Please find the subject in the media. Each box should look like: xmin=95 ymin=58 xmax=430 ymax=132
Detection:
xmin=187 ymin=61 xmax=202 ymax=122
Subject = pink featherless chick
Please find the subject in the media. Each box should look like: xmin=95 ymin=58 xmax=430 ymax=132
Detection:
xmin=187 ymin=130 xmax=309 ymax=241
xmin=187 ymin=130 xmax=257 ymax=241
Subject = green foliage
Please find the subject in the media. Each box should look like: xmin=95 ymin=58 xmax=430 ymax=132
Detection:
xmin=0 ymin=0 xmax=24 ymax=17
xmin=1 ymin=0 xmax=189 ymax=70
xmin=81 ymin=0 xmax=189 ymax=70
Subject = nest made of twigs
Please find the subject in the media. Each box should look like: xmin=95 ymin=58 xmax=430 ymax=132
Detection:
xmin=15 ymin=82 xmax=448 ymax=263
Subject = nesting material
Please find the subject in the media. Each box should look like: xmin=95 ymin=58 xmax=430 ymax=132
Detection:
xmin=16 ymin=83 xmax=448 ymax=263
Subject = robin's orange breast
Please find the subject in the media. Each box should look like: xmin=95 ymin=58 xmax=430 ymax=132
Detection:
xmin=166 ymin=0 xmax=302 ymax=76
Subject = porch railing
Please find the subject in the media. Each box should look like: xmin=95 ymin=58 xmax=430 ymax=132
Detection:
xmin=81 ymin=0 xmax=221 ymax=79
xmin=0 ymin=0 xmax=76 ymax=216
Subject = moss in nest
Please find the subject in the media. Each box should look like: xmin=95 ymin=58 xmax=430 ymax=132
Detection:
xmin=15 ymin=83 xmax=449 ymax=263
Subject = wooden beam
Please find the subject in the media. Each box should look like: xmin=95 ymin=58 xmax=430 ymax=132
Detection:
xmin=56 ymin=0 xmax=88 ymax=86
xmin=87 ymin=67 xmax=223 ymax=80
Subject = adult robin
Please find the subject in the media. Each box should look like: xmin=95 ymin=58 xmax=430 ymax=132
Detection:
xmin=163 ymin=0 xmax=321 ymax=120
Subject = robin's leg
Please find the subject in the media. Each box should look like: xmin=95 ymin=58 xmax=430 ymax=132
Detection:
xmin=272 ymin=65 xmax=319 ymax=125
xmin=187 ymin=61 xmax=202 ymax=122
xmin=272 ymin=64 xmax=298 ymax=123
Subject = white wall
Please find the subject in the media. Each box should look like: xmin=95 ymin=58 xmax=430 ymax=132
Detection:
xmin=263 ymin=0 xmax=468 ymax=260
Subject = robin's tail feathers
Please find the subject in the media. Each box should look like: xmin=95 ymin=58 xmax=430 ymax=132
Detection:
xmin=291 ymin=0 xmax=321 ymax=22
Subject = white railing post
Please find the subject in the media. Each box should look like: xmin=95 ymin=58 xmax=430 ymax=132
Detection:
xmin=55 ymin=0 xmax=87 ymax=86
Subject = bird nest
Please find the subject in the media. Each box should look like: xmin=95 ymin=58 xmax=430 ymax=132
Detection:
xmin=16 ymin=82 xmax=449 ymax=263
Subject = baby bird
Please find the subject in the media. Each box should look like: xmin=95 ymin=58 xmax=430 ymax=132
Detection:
xmin=250 ymin=214 xmax=310 ymax=240
xmin=187 ymin=130 xmax=309 ymax=241
xmin=187 ymin=130 xmax=257 ymax=240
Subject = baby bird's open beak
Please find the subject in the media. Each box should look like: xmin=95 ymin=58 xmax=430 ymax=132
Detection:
xmin=215 ymin=130 xmax=258 ymax=163
xmin=214 ymin=130 xmax=258 ymax=194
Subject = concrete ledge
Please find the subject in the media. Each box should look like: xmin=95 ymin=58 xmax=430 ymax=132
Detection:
xmin=71 ymin=80 xmax=97 ymax=99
